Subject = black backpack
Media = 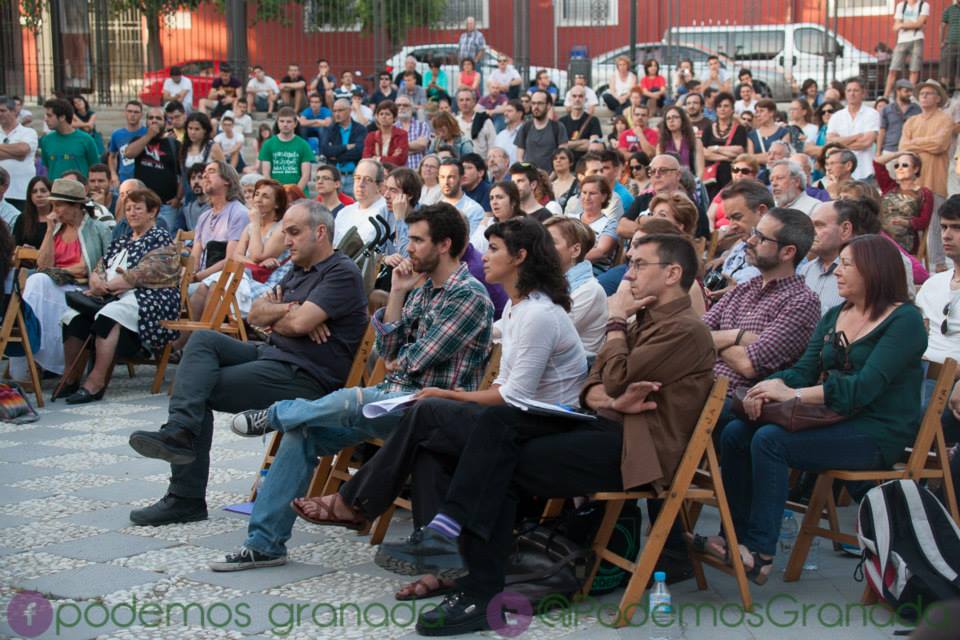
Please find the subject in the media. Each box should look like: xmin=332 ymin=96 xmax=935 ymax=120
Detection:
xmin=856 ymin=480 xmax=960 ymax=619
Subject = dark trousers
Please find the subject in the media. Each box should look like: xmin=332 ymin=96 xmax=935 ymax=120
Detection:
xmin=64 ymin=313 xmax=140 ymax=359
xmin=164 ymin=330 xmax=327 ymax=499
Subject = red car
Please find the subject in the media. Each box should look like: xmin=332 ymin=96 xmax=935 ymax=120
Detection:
xmin=139 ymin=60 xmax=226 ymax=107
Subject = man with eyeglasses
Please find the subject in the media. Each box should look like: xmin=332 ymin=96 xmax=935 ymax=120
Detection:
xmin=559 ymin=85 xmax=602 ymax=162
xmin=703 ymin=206 xmax=820 ymax=395
xmin=108 ymin=100 xmax=146 ymax=190
xmin=515 ymin=90 xmax=567 ymax=172
xmin=0 ymin=94 xmax=37 ymax=212
xmin=395 ymin=96 xmax=430 ymax=169
xmin=322 ymin=99 xmax=367 ymax=198
xmin=314 ymin=164 xmax=351 ymax=218
xmin=333 ymin=159 xmax=392 ymax=250
xmin=618 ymin=154 xmax=681 ymax=239
xmin=768 ymin=160 xmax=821 ymax=216
xmin=488 ymin=55 xmax=521 ymax=99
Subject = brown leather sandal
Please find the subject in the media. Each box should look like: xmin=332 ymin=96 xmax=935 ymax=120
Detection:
xmin=290 ymin=496 xmax=367 ymax=530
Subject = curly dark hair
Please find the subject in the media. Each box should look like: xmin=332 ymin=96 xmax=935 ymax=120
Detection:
xmin=484 ymin=217 xmax=571 ymax=311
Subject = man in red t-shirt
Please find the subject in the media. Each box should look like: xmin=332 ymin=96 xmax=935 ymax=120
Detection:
xmin=617 ymin=104 xmax=658 ymax=159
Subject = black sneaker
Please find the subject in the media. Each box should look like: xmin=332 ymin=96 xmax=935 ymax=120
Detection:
xmin=128 ymin=427 xmax=196 ymax=464
xmin=230 ymin=409 xmax=273 ymax=437
xmin=375 ymin=528 xmax=464 ymax=577
xmin=129 ymin=493 xmax=207 ymax=526
xmin=209 ymin=546 xmax=286 ymax=572
xmin=416 ymin=591 xmax=497 ymax=636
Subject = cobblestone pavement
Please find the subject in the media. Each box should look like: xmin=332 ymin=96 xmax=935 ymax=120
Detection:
xmin=0 ymin=369 xmax=911 ymax=639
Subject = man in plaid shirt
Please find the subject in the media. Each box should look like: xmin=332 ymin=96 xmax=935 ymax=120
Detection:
xmin=212 ymin=202 xmax=494 ymax=571
xmin=457 ymin=16 xmax=486 ymax=67
xmin=704 ymin=207 xmax=821 ymax=393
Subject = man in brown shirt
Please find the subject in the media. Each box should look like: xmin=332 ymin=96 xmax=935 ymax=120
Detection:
xmin=372 ymin=233 xmax=716 ymax=634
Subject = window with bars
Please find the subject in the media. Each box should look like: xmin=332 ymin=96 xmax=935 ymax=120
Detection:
xmin=303 ymin=0 xmax=361 ymax=32
xmin=557 ymin=0 xmax=618 ymax=27
xmin=435 ymin=0 xmax=488 ymax=29
xmin=835 ymin=0 xmax=893 ymax=17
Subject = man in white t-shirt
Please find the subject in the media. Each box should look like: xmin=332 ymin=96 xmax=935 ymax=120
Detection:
xmin=222 ymin=100 xmax=253 ymax=136
xmin=884 ymin=0 xmax=930 ymax=98
xmin=826 ymin=77 xmax=880 ymax=181
xmin=916 ymin=196 xmax=960 ymax=363
xmin=563 ymin=74 xmax=599 ymax=116
xmin=0 ymin=95 xmax=38 ymax=210
xmin=246 ymin=65 xmax=279 ymax=115
xmin=493 ymin=99 xmax=524 ymax=163
xmin=488 ymin=55 xmax=522 ymax=98
xmin=333 ymin=159 xmax=391 ymax=249
xmin=162 ymin=67 xmax=194 ymax=112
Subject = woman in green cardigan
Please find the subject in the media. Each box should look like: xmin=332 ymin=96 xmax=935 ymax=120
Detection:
xmin=712 ymin=234 xmax=927 ymax=584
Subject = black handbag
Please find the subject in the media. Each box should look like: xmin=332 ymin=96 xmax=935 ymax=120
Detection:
xmin=503 ymin=523 xmax=595 ymax=608
xmin=204 ymin=240 xmax=227 ymax=268
xmin=65 ymin=291 xmax=117 ymax=319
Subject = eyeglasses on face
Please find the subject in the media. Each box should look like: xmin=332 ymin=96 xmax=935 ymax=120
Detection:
xmin=893 ymin=163 xmax=914 ymax=170
xmin=648 ymin=167 xmax=677 ymax=176
xmin=731 ymin=167 xmax=753 ymax=175
xmin=630 ymin=164 xmax=645 ymax=171
xmin=749 ymin=227 xmax=786 ymax=246
xmin=821 ymin=109 xmax=835 ymax=115
xmin=627 ymin=260 xmax=670 ymax=272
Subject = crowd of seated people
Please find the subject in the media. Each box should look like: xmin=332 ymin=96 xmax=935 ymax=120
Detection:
xmin=3 ymin=38 xmax=960 ymax=638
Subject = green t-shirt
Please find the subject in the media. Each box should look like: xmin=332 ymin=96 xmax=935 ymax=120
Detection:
xmin=257 ymin=135 xmax=314 ymax=187
xmin=39 ymin=129 xmax=100 ymax=179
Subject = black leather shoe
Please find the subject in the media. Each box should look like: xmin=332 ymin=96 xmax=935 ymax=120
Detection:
xmin=129 ymin=427 xmax=196 ymax=465
xmin=129 ymin=493 xmax=207 ymax=526
xmin=416 ymin=591 xmax=497 ymax=636
xmin=51 ymin=382 xmax=79 ymax=401
xmin=65 ymin=386 xmax=105 ymax=405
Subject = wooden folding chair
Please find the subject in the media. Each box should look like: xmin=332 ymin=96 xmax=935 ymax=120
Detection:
xmin=784 ymin=358 xmax=959 ymax=586
xmin=534 ymin=377 xmax=751 ymax=625
xmin=0 ymin=247 xmax=44 ymax=408
xmin=249 ymin=322 xmax=379 ymax=501
xmin=152 ymin=259 xmax=248 ymax=394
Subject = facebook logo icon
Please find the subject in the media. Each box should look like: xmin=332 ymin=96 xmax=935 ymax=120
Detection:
xmin=7 ymin=591 xmax=52 ymax=637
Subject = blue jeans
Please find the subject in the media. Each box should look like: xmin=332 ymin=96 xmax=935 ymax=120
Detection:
xmin=244 ymin=386 xmax=409 ymax=557
xmin=720 ymin=419 xmax=884 ymax=555
xmin=340 ymin=173 xmax=354 ymax=199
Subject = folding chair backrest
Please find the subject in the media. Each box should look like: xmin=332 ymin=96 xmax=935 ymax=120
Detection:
xmin=175 ymin=229 xmax=195 ymax=253
xmin=904 ymin=358 xmax=957 ymax=474
xmin=198 ymin=259 xmax=245 ymax=328
xmin=479 ymin=343 xmax=502 ymax=391
xmin=13 ymin=246 xmax=39 ymax=266
xmin=344 ymin=323 xmax=377 ymax=389
xmin=178 ymin=254 xmax=195 ymax=320
xmin=661 ymin=376 xmax=729 ymax=494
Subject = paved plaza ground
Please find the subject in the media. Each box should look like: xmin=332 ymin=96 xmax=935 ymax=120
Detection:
xmin=0 ymin=368 xmax=916 ymax=640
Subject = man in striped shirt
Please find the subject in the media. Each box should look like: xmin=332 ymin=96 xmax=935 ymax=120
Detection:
xmin=396 ymin=95 xmax=431 ymax=169
xmin=210 ymin=202 xmax=494 ymax=571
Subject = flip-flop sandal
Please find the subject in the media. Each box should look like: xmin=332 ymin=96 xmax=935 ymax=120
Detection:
xmin=685 ymin=533 xmax=730 ymax=563
xmin=290 ymin=497 xmax=366 ymax=531
xmin=394 ymin=575 xmax=457 ymax=602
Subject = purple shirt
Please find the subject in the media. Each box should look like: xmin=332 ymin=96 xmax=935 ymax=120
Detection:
xmin=194 ymin=200 xmax=249 ymax=269
xmin=703 ymin=274 xmax=821 ymax=390
xmin=462 ymin=243 xmax=507 ymax=320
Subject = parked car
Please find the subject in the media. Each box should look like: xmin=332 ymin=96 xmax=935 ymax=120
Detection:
xmin=591 ymin=42 xmax=729 ymax=99
xmin=664 ymin=23 xmax=877 ymax=100
xmin=385 ymin=44 xmax=567 ymax=94
xmin=139 ymin=59 xmax=226 ymax=107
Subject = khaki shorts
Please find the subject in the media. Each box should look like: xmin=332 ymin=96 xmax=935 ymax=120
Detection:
xmin=890 ymin=39 xmax=923 ymax=73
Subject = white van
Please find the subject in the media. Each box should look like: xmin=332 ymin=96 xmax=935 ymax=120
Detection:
xmin=664 ymin=23 xmax=876 ymax=100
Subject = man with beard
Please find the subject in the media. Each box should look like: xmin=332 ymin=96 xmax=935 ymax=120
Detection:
xmin=683 ymin=92 xmax=710 ymax=135
xmin=438 ymin=158 xmax=485 ymax=233
xmin=516 ymin=90 xmax=567 ymax=171
xmin=213 ymin=202 xmax=494 ymax=571
xmin=702 ymin=205 xmax=820 ymax=394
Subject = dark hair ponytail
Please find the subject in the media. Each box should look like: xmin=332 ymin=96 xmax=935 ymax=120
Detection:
xmin=485 ymin=217 xmax=571 ymax=311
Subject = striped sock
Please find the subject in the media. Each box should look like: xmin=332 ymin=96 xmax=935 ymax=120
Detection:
xmin=426 ymin=513 xmax=462 ymax=539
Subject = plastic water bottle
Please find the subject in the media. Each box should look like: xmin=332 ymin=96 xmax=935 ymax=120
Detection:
xmin=648 ymin=571 xmax=676 ymax=639
xmin=804 ymin=536 xmax=820 ymax=571
xmin=779 ymin=510 xmax=798 ymax=555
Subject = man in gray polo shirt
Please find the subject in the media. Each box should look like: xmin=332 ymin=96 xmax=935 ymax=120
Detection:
xmin=877 ymin=79 xmax=921 ymax=162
